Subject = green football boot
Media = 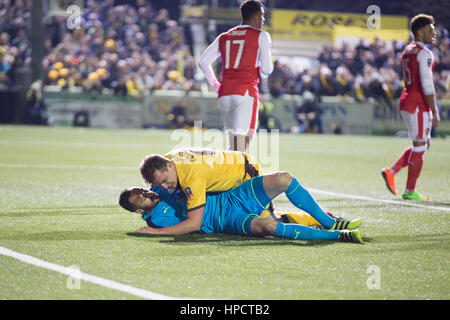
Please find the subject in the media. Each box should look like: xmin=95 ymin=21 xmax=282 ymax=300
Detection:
xmin=338 ymin=229 xmax=363 ymax=243
xmin=328 ymin=216 xmax=362 ymax=230
xmin=402 ymin=190 xmax=430 ymax=201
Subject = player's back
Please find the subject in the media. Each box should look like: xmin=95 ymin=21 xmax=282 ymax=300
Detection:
xmin=164 ymin=148 xmax=261 ymax=210
xmin=399 ymin=42 xmax=434 ymax=112
xmin=165 ymin=148 xmax=248 ymax=191
xmin=218 ymin=26 xmax=262 ymax=97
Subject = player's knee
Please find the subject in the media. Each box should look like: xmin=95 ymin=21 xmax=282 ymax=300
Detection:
xmin=251 ymin=217 xmax=276 ymax=236
xmin=276 ymin=171 xmax=293 ymax=190
xmin=412 ymin=140 xmax=426 ymax=147
xmin=261 ymin=219 xmax=277 ymax=236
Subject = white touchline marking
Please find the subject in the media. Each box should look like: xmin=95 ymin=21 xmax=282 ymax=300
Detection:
xmin=0 ymin=246 xmax=187 ymax=300
xmin=1 ymin=163 xmax=449 ymax=212
xmin=309 ymin=188 xmax=450 ymax=212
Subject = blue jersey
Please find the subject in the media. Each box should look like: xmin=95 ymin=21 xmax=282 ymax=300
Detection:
xmin=142 ymin=186 xmax=187 ymax=228
xmin=143 ymin=177 xmax=271 ymax=236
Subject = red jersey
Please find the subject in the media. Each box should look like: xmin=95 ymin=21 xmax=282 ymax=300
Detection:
xmin=399 ymin=42 xmax=435 ymax=113
xmin=198 ymin=25 xmax=273 ymax=99
xmin=217 ymin=26 xmax=263 ymax=98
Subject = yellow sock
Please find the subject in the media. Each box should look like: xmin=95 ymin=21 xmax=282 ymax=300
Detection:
xmin=259 ymin=209 xmax=272 ymax=218
xmin=276 ymin=212 xmax=320 ymax=226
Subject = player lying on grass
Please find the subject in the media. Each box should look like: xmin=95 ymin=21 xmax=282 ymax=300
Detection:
xmin=140 ymin=148 xmax=278 ymax=228
xmin=119 ymin=171 xmax=363 ymax=243
xmin=140 ymin=148 xmax=312 ymax=232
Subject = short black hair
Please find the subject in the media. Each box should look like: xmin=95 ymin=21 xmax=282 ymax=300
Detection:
xmin=410 ymin=14 xmax=434 ymax=36
xmin=139 ymin=154 xmax=171 ymax=184
xmin=240 ymin=0 xmax=263 ymax=22
xmin=119 ymin=188 xmax=136 ymax=212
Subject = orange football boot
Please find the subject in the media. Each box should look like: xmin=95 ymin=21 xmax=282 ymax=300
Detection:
xmin=381 ymin=168 xmax=398 ymax=195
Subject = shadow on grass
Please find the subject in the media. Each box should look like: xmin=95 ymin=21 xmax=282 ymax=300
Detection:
xmin=359 ymin=233 xmax=449 ymax=251
xmin=0 ymin=205 xmax=121 ymax=217
xmin=0 ymin=229 xmax=370 ymax=246
xmin=126 ymin=232 xmax=337 ymax=247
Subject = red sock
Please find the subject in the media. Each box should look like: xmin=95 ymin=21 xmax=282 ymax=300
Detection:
xmin=406 ymin=151 xmax=424 ymax=192
xmin=391 ymin=146 xmax=413 ymax=174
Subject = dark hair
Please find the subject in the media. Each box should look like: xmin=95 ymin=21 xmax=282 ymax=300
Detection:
xmin=119 ymin=188 xmax=136 ymax=212
xmin=410 ymin=14 xmax=434 ymax=36
xmin=139 ymin=154 xmax=171 ymax=184
xmin=240 ymin=0 xmax=263 ymax=22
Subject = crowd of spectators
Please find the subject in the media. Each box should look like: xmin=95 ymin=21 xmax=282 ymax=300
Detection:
xmin=269 ymin=35 xmax=450 ymax=104
xmin=0 ymin=0 xmax=32 ymax=89
xmin=41 ymin=0 xmax=200 ymax=97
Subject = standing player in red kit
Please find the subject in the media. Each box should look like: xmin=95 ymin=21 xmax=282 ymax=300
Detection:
xmin=198 ymin=0 xmax=273 ymax=152
xmin=381 ymin=14 xmax=440 ymax=201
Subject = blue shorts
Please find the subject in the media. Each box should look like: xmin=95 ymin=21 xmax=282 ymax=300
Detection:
xmin=214 ymin=176 xmax=272 ymax=236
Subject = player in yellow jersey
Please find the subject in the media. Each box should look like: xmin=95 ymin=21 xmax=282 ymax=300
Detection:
xmin=132 ymin=166 xmax=361 ymax=236
xmin=140 ymin=148 xmax=264 ymax=235
xmin=140 ymin=148 xmax=262 ymax=209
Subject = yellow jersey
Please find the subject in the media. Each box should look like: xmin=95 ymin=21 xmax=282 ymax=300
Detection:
xmin=164 ymin=148 xmax=261 ymax=211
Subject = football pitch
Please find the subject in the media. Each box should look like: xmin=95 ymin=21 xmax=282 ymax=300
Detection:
xmin=0 ymin=125 xmax=449 ymax=300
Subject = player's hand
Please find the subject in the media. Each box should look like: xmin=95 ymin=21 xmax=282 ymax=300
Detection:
xmin=133 ymin=226 xmax=160 ymax=234
xmin=432 ymin=113 xmax=440 ymax=128
xmin=213 ymin=80 xmax=221 ymax=93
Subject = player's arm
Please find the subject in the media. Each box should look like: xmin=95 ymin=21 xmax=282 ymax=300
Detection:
xmin=198 ymin=36 xmax=221 ymax=92
xmin=425 ymin=95 xmax=440 ymax=128
xmin=133 ymin=226 xmax=155 ymax=234
xmin=132 ymin=204 xmax=203 ymax=235
xmin=259 ymin=31 xmax=273 ymax=78
xmin=418 ymin=49 xmax=440 ymax=127
xmin=143 ymin=178 xmax=207 ymax=234
xmin=142 ymin=207 xmax=204 ymax=235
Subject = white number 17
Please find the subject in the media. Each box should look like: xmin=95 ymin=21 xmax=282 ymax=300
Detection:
xmin=225 ymin=39 xmax=245 ymax=69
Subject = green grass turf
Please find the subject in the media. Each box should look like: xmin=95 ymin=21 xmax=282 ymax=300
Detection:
xmin=0 ymin=125 xmax=449 ymax=299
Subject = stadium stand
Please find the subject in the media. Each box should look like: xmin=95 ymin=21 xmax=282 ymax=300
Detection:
xmin=269 ymin=36 xmax=449 ymax=102
xmin=0 ymin=0 xmax=448 ymax=123
xmin=40 ymin=0 xmax=200 ymax=95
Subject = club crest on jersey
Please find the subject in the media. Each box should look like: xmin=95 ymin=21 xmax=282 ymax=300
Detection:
xmin=427 ymin=58 xmax=432 ymax=66
xmin=185 ymin=187 xmax=193 ymax=199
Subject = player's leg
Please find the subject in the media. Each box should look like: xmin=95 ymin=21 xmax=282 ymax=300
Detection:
xmin=217 ymin=95 xmax=234 ymax=149
xmin=273 ymin=211 xmax=320 ymax=226
xmin=381 ymin=110 xmax=417 ymax=195
xmin=228 ymin=93 xmax=258 ymax=152
xmin=261 ymin=172 xmax=361 ymax=230
xmin=229 ymin=133 xmax=250 ymax=152
xmin=402 ymin=110 xmax=431 ymax=200
xmin=381 ymin=146 xmax=412 ymax=195
xmin=218 ymin=95 xmax=249 ymax=151
xmin=249 ymin=217 xmax=362 ymax=243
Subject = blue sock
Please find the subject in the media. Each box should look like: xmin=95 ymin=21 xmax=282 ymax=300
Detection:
xmin=285 ymin=177 xmax=335 ymax=229
xmin=274 ymin=222 xmax=340 ymax=240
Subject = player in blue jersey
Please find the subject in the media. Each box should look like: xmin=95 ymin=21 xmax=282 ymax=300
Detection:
xmin=119 ymin=171 xmax=363 ymax=243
